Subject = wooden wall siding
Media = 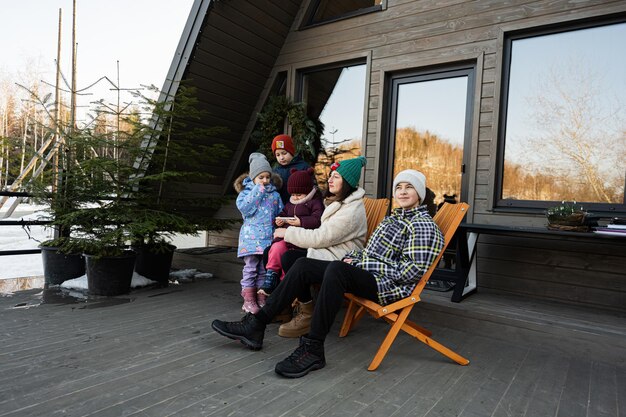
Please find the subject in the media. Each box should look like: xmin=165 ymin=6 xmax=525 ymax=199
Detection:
xmin=476 ymin=235 xmax=626 ymax=312
xmin=170 ymin=0 xmax=302 ymax=194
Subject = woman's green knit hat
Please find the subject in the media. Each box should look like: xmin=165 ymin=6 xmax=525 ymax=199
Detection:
xmin=330 ymin=156 xmax=367 ymax=188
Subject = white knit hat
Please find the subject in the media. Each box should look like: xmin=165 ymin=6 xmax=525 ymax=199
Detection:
xmin=249 ymin=152 xmax=272 ymax=180
xmin=393 ymin=169 xmax=426 ymax=202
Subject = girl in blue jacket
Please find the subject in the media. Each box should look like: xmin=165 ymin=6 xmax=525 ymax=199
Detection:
xmin=234 ymin=152 xmax=283 ymax=313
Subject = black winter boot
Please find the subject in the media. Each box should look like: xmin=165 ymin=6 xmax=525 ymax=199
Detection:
xmin=211 ymin=313 xmax=266 ymax=350
xmin=274 ymin=335 xmax=326 ymax=378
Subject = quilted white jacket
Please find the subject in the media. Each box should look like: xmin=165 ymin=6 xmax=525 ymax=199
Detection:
xmin=284 ymin=187 xmax=367 ymax=261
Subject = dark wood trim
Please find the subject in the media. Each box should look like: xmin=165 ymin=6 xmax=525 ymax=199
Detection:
xmin=300 ymin=1 xmax=383 ymax=29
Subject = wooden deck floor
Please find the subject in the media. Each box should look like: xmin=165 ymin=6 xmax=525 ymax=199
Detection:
xmin=1 ymin=250 xmax=625 ymax=417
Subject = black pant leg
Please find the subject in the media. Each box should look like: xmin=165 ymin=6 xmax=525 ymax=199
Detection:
xmin=257 ymin=257 xmax=329 ymax=324
xmin=308 ymin=261 xmax=379 ymax=341
xmin=280 ymin=249 xmax=307 ymax=274
xmin=262 ymin=246 xmax=270 ymax=269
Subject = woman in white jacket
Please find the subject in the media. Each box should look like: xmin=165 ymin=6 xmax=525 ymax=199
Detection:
xmin=271 ymin=156 xmax=368 ymax=337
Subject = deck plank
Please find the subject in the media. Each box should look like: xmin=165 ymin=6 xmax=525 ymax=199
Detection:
xmin=617 ymin=366 xmax=626 ymax=417
xmin=556 ymin=359 xmax=592 ymax=417
xmin=588 ymin=362 xmax=619 ymax=417
xmin=490 ymin=350 xmax=550 ymax=417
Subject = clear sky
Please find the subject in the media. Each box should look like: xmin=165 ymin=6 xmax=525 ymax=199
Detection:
xmin=0 ymin=0 xmax=195 ymax=122
xmin=504 ymin=22 xmax=626 ymax=167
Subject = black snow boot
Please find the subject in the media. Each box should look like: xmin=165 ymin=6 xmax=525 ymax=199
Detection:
xmin=211 ymin=313 xmax=266 ymax=350
xmin=274 ymin=335 xmax=326 ymax=378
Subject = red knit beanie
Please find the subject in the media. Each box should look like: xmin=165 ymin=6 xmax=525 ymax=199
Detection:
xmin=271 ymin=134 xmax=296 ymax=156
xmin=287 ymin=168 xmax=315 ymax=194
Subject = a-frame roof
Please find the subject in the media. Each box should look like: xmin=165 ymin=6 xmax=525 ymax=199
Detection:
xmin=158 ymin=0 xmax=303 ymax=199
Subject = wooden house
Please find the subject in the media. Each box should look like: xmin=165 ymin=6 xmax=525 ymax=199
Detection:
xmin=161 ymin=0 xmax=626 ymax=311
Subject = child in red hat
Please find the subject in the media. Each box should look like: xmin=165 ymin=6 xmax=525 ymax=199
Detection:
xmin=271 ymin=134 xmax=311 ymax=205
xmin=258 ymin=168 xmax=323 ymax=297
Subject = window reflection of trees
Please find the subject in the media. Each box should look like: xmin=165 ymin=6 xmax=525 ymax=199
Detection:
xmin=502 ymin=23 xmax=626 ymax=205
xmin=394 ymin=128 xmax=462 ymax=206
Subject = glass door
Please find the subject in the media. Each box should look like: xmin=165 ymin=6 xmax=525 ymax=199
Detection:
xmin=385 ymin=66 xmax=474 ymax=207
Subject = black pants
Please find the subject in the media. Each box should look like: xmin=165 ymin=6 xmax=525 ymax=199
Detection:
xmin=281 ymin=249 xmax=307 ymax=274
xmin=263 ymin=246 xmax=307 ymax=274
xmin=257 ymin=258 xmax=379 ymax=341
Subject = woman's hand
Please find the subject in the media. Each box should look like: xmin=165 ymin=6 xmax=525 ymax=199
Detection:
xmin=273 ymin=228 xmax=286 ymax=239
xmin=275 ymin=218 xmax=285 ymax=227
xmin=286 ymin=216 xmax=301 ymax=227
xmin=343 ymin=258 xmax=353 ymax=264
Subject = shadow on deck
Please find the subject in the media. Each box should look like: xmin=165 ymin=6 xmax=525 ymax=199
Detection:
xmin=0 ymin=247 xmax=624 ymax=416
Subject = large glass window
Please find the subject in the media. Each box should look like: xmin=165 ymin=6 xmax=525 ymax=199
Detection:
xmin=499 ymin=20 xmax=626 ymax=212
xmin=386 ymin=67 xmax=474 ymax=206
xmin=304 ymin=0 xmax=383 ymax=27
xmin=298 ymin=62 xmax=367 ymax=187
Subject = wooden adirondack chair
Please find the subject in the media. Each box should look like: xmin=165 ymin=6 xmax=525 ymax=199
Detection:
xmin=339 ymin=202 xmax=470 ymax=371
xmin=363 ymin=197 xmax=390 ymax=242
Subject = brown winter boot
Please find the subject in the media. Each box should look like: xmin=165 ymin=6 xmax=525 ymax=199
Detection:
xmin=272 ymin=305 xmax=293 ymax=323
xmin=241 ymin=288 xmax=260 ymax=314
xmin=278 ymin=300 xmax=313 ymax=338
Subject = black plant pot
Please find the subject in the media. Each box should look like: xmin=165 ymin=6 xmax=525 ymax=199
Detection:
xmin=40 ymin=246 xmax=86 ymax=285
xmin=133 ymin=244 xmax=175 ymax=287
xmin=84 ymin=251 xmax=136 ymax=296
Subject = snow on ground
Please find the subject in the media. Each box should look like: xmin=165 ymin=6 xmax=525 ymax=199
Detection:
xmin=169 ymin=269 xmax=213 ymax=282
xmin=1 ymin=202 xmax=215 ymax=280
xmin=61 ymin=272 xmax=158 ymax=291
xmin=59 ymin=269 xmax=213 ymax=291
xmin=0 ymin=201 xmax=51 ymax=279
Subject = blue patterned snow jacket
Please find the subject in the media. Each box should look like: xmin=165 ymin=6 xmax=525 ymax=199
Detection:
xmin=234 ymin=174 xmax=284 ymax=258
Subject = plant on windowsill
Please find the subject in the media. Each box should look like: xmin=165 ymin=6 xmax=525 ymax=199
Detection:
xmin=546 ymin=201 xmax=589 ymax=232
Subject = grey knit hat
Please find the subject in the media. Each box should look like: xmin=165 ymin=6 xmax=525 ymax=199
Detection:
xmin=249 ymin=152 xmax=272 ymax=180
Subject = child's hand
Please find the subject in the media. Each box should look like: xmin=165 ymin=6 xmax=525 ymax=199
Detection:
xmin=286 ymin=216 xmax=301 ymax=227
xmin=274 ymin=228 xmax=286 ymax=239
xmin=275 ymin=218 xmax=285 ymax=226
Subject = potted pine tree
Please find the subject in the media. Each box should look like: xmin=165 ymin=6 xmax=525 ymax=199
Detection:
xmin=25 ymin=102 xmax=88 ymax=285
xmin=27 ymin=83 xmax=233 ymax=295
xmin=121 ymin=85 xmax=234 ymax=286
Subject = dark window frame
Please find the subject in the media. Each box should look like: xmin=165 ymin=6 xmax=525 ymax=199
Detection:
xmin=301 ymin=0 xmax=383 ymax=29
xmin=295 ymin=58 xmax=367 ymax=104
xmin=380 ymin=63 xmax=476 ymax=201
xmin=495 ymin=14 xmax=626 ymax=216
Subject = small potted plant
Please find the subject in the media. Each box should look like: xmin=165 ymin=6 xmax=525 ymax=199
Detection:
xmin=55 ymin=203 xmax=137 ymax=296
xmin=546 ymin=201 xmax=589 ymax=231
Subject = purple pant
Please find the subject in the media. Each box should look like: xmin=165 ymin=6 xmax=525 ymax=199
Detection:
xmin=241 ymin=255 xmax=266 ymax=289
